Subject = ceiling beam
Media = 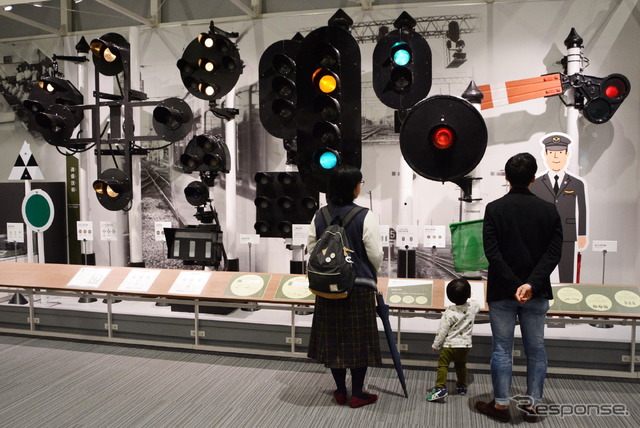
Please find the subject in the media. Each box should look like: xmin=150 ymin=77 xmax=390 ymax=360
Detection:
xmin=228 ymin=0 xmax=260 ymax=19
xmin=0 ymin=0 xmax=50 ymax=5
xmin=0 ymin=10 xmax=61 ymax=36
xmin=95 ymin=0 xmax=155 ymax=27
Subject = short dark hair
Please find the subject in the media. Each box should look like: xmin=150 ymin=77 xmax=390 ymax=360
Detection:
xmin=326 ymin=164 xmax=362 ymax=205
xmin=505 ymin=152 xmax=537 ymax=188
xmin=446 ymin=278 xmax=471 ymax=305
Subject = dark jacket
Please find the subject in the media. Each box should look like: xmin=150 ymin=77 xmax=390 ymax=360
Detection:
xmin=483 ymin=187 xmax=563 ymax=302
xmin=313 ymin=203 xmax=377 ymax=289
xmin=530 ymin=172 xmax=587 ymax=241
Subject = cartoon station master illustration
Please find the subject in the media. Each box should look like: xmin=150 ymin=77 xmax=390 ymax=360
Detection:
xmin=530 ymin=132 xmax=588 ymax=283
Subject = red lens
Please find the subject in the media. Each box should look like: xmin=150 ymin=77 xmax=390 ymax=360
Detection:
xmin=432 ymin=127 xmax=454 ymax=149
xmin=605 ymin=85 xmax=619 ymax=98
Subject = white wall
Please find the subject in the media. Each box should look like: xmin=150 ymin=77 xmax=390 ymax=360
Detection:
xmin=0 ymin=0 xmax=637 ymax=284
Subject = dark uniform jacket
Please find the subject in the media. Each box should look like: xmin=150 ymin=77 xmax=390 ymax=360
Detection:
xmin=530 ymin=172 xmax=587 ymax=241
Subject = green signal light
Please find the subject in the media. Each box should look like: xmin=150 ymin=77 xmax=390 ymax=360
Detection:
xmin=392 ymin=42 xmax=411 ymax=66
xmin=318 ymin=151 xmax=338 ymax=169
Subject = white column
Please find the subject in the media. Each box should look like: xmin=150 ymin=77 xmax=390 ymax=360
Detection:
xmin=398 ymin=157 xmax=413 ymax=226
xmin=565 ymin=43 xmax=582 ymax=175
xmin=224 ymin=86 xmax=237 ymax=261
xmin=25 ymin=180 xmax=34 ymax=263
xmin=128 ymin=26 xmax=144 ymax=265
xmin=76 ymin=41 xmax=95 ymax=256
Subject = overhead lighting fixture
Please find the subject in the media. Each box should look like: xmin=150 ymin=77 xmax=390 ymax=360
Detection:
xmin=4 ymin=6 xmax=13 ymax=11
xmin=34 ymin=2 xmax=43 ymax=7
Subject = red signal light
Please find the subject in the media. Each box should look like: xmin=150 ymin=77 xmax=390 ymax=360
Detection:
xmin=605 ymin=85 xmax=619 ymax=98
xmin=603 ymin=77 xmax=627 ymax=100
xmin=432 ymin=126 xmax=454 ymax=150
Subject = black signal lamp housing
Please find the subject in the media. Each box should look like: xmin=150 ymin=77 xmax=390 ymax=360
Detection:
xmin=90 ymin=33 xmax=130 ymax=76
xmin=93 ymin=168 xmax=132 ymax=211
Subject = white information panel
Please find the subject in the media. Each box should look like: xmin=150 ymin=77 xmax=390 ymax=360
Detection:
xmin=100 ymin=221 xmax=117 ymax=242
xmin=168 ymin=271 xmax=211 ymax=295
xmin=154 ymin=221 xmax=173 ymax=242
xmin=240 ymin=234 xmax=261 ymax=245
xmin=396 ymin=225 xmax=419 ymax=249
xmin=118 ymin=269 xmax=161 ymax=292
xmin=422 ymin=225 xmax=446 ymax=248
xmin=292 ymin=224 xmax=311 ymax=246
xmin=379 ymin=225 xmax=390 ymax=248
xmin=76 ymin=221 xmax=94 ymax=241
xmin=7 ymin=223 xmax=24 ymax=243
xmin=66 ymin=267 xmax=112 ymax=288
xmin=592 ymin=240 xmax=618 ymax=253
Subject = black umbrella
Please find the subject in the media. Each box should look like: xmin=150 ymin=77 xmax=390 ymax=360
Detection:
xmin=375 ymin=292 xmax=408 ymax=398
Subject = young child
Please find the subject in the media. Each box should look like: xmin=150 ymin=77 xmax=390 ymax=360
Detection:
xmin=427 ymin=278 xmax=481 ymax=401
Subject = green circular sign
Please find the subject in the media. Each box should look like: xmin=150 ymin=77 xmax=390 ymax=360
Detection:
xmin=22 ymin=189 xmax=54 ymax=232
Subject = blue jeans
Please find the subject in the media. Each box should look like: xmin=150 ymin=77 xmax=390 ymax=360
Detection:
xmin=489 ymin=298 xmax=549 ymax=406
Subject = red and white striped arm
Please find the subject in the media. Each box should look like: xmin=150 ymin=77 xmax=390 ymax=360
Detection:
xmin=478 ymin=73 xmax=564 ymax=110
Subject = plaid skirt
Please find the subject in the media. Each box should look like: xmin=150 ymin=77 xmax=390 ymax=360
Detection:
xmin=307 ymin=285 xmax=382 ymax=369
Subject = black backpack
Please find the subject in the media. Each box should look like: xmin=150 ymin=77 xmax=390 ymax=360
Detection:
xmin=307 ymin=206 xmax=364 ymax=299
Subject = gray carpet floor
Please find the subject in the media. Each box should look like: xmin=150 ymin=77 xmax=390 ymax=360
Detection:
xmin=0 ymin=334 xmax=638 ymax=428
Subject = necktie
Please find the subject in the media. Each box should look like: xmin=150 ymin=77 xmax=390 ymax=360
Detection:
xmin=553 ymin=175 xmax=560 ymax=195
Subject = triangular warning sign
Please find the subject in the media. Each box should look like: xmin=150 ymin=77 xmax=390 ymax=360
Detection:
xmin=8 ymin=141 xmax=44 ymax=181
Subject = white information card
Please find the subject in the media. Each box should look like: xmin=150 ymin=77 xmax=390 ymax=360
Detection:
xmin=118 ymin=269 xmax=161 ymax=292
xmin=7 ymin=222 xmax=24 ymax=243
xmin=168 ymin=271 xmax=211 ymax=295
xmin=66 ymin=267 xmax=112 ymax=288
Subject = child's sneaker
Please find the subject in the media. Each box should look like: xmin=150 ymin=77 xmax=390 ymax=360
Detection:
xmin=457 ymin=386 xmax=468 ymax=395
xmin=426 ymin=387 xmax=448 ymax=401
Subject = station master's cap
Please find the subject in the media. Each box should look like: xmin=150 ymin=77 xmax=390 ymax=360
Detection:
xmin=541 ymin=132 xmax=572 ymax=151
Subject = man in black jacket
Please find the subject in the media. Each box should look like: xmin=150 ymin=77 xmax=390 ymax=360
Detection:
xmin=476 ymin=153 xmax=563 ymax=423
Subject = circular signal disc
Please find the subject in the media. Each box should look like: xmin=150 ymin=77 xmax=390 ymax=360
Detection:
xmin=399 ymin=95 xmax=487 ymax=182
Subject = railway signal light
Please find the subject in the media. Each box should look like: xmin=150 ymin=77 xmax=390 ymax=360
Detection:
xmin=90 ymin=33 xmax=129 ymax=76
xmin=184 ymin=180 xmax=210 ymax=207
xmin=259 ymin=34 xmax=303 ymax=140
xmin=179 ymin=134 xmax=230 ymax=177
xmin=152 ymin=97 xmax=194 ymax=142
xmin=573 ymin=73 xmax=630 ymax=124
xmin=177 ymin=23 xmax=244 ymax=101
xmin=254 ymin=171 xmax=318 ymax=238
xmin=372 ymin=11 xmax=432 ymax=110
xmin=400 ymin=95 xmax=487 ymax=183
xmin=23 ymin=77 xmax=84 ymax=147
xmin=93 ymin=168 xmax=132 ymax=211
xmin=295 ymin=9 xmax=361 ymax=193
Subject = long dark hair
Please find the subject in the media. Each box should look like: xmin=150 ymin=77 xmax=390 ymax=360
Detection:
xmin=326 ymin=164 xmax=362 ymax=205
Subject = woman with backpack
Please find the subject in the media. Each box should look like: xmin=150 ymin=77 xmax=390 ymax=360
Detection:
xmin=306 ymin=164 xmax=384 ymax=409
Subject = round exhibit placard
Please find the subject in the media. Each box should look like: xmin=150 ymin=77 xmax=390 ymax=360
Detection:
xmin=585 ymin=294 xmax=613 ymax=312
xmin=229 ymin=274 xmax=265 ymax=297
xmin=22 ymin=189 xmax=54 ymax=232
xmin=281 ymin=277 xmax=313 ymax=300
xmin=614 ymin=290 xmax=640 ymax=308
xmin=556 ymin=287 xmax=583 ymax=304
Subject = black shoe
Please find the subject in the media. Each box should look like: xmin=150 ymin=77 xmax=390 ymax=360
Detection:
xmin=475 ymin=400 xmax=511 ymax=423
xmin=521 ymin=406 xmax=540 ymax=423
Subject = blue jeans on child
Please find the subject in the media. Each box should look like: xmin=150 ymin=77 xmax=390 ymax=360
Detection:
xmin=488 ymin=297 xmax=549 ymax=407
